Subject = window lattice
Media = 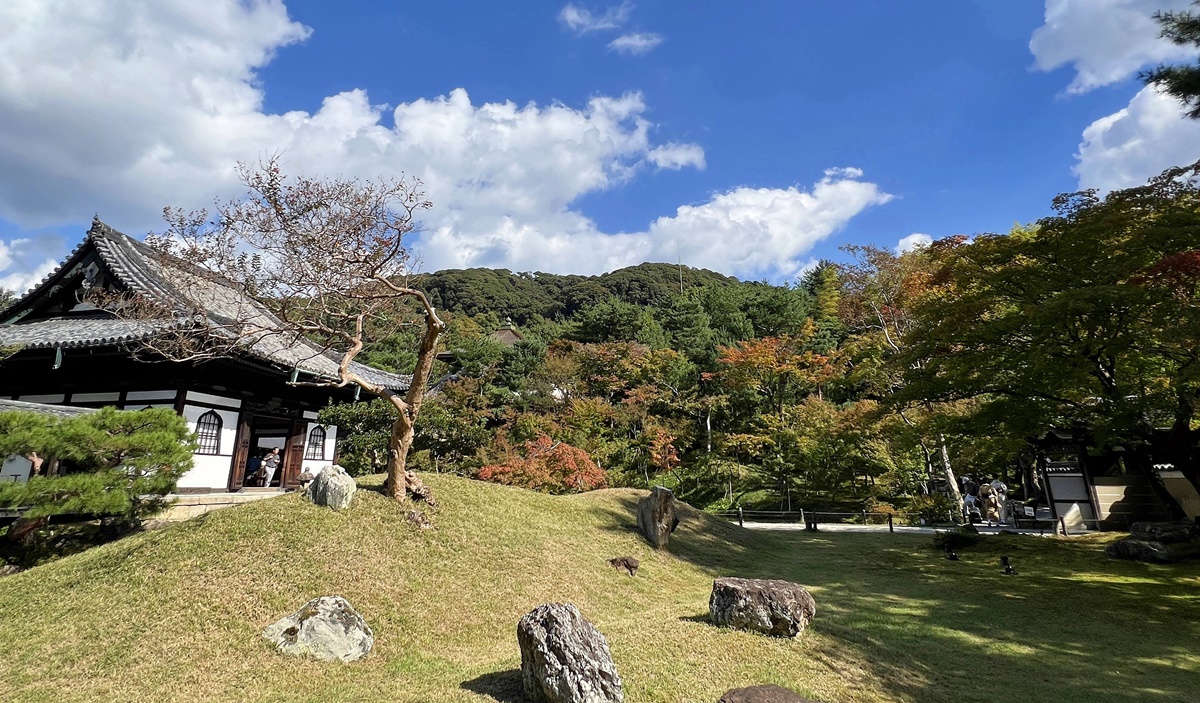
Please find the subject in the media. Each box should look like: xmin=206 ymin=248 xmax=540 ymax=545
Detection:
xmin=305 ymin=426 xmax=327 ymax=460
xmin=195 ymin=411 xmax=222 ymax=455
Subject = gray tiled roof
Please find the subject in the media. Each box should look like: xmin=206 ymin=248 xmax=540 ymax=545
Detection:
xmin=0 ymin=398 xmax=96 ymax=418
xmin=0 ymin=317 xmax=174 ymax=349
xmin=1 ymin=220 xmax=411 ymax=392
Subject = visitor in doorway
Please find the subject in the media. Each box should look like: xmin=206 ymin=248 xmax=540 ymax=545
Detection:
xmin=263 ymin=447 xmax=281 ymax=487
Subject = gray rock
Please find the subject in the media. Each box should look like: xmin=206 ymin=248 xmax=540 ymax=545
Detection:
xmin=636 ymin=485 xmax=679 ymax=548
xmin=719 ymin=684 xmax=815 ymax=703
xmin=0 ymin=564 xmax=23 ymax=578
xmin=305 ymin=464 xmax=357 ymax=510
xmin=709 ymin=578 xmax=816 ymax=638
xmin=607 ymin=556 xmax=639 ymax=576
xmin=1130 ymin=521 xmax=1200 ymax=544
xmin=517 ymin=603 xmax=623 ymax=703
xmin=263 ymin=596 xmax=374 ymax=662
xmin=1106 ymin=537 xmax=1174 ymax=563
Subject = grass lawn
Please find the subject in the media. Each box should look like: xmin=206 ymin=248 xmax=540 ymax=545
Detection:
xmin=1 ymin=473 xmax=1197 ymax=703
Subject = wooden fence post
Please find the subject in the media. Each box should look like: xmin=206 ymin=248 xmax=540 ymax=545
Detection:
xmin=888 ymin=513 xmax=894 ymax=534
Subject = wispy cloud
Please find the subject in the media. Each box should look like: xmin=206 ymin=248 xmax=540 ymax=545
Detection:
xmin=647 ymin=142 xmax=703 ymax=170
xmin=608 ymin=32 xmax=663 ymax=55
xmin=558 ymin=2 xmax=633 ymax=34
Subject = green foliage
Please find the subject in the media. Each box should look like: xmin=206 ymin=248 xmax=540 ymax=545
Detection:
xmin=572 ymin=298 xmax=669 ymax=348
xmin=901 ymin=165 xmax=1200 ymax=456
xmin=318 ymin=399 xmax=395 ymax=476
xmin=908 ymin=493 xmax=960 ymax=526
xmin=0 ymin=407 xmax=192 ymax=524
xmin=419 ymin=262 xmax=740 ymax=325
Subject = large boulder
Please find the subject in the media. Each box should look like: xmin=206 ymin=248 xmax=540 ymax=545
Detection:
xmin=636 ymin=485 xmax=679 ymax=548
xmin=262 ymin=596 xmax=374 ymax=662
xmin=1106 ymin=537 xmax=1174 ymax=563
xmin=517 ymin=603 xmax=623 ymax=703
xmin=709 ymin=578 xmax=816 ymax=638
xmin=305 ymin=464 xmax=357 ymax=510
xmin=718 ymin=684 xmax=815 ymax=703
xmin=1130 ymin=521 xmax=1200 ymax=544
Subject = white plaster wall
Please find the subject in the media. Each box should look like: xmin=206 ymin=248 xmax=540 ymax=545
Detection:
xmin=177 ymin=403 xmax=240 ymax=489
xmin=300 ymin=422 xmax=338 ymax=474
xmin=1 ymin=455 xmax=33 ymax=484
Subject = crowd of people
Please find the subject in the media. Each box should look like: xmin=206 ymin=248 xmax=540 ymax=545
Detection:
xmin=961 ymin=475 xmax=1009 ymax=526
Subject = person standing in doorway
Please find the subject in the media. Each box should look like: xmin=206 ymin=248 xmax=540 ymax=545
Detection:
xmin=263 ymin=447 xmax=281 ymax=487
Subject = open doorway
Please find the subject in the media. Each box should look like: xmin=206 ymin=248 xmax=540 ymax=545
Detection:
xmin=243 ymin=415 xmax=292 ymax=488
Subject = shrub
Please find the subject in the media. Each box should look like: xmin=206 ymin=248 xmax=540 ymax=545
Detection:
xmin=905 ymin=493 xmax=959 ymax=526
xmin=932 ymin=525 xmax=982 ymax=551
xmin=477 ymin=435 xmax=607 ymax=493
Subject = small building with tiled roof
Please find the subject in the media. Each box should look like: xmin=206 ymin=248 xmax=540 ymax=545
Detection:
xmin=0 ymin=219 xmax=408 ymax=492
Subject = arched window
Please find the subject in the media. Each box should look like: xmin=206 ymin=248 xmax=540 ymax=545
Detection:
xmin=195 ymin=411 xmax=222 ymax=455
xmin=305 ymin=426 xmax=327 ymax=460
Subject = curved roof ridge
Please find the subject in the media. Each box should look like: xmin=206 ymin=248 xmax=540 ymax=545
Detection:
xmin=0 ymin=218 xmax=101 ymax=322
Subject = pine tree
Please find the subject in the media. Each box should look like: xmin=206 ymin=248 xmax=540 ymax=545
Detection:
xmin=1143 ymin=2 xmax=1200 ymax=118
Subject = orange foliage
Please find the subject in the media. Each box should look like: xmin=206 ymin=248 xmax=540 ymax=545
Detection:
xmin=477 ymin=435 xmax=608 ymax=493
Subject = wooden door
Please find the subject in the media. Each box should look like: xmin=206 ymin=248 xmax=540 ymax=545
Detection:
xmin=228 ymin=413 xmax=253 ymax=491
xmin=282 ymin=419 xmax=307 ymax=490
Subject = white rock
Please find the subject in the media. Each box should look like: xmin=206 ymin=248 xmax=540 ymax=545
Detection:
xmin=305 ymin=464 xmax=357 ymax=510
xmin=263 ymin=595 xmax=373 ymax=662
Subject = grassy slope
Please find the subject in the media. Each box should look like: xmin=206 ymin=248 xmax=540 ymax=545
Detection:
xmin=0 ymin=474 xmax=1197 ymax=703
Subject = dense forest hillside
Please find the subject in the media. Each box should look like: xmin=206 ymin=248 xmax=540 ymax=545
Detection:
xmin=333 ymin=166 xmax=1200 ymax=516
xmin=417 ymin=262 xmax=742 ymax=324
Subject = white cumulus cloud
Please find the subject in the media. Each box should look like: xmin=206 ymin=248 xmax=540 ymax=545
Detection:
xmin=0 ymin=0 xmax=888 ymax=282
xmin=608 ymin=32 xmax=663 ymax=55
xmin=895 ymin=233 xmax=932 ymax=254
xmin=1030 ymin=0 xmax=1193 ymax=94
xmin=1030 ymin=0 xmax=1200 ymax=190
xmin=1075 ymin=85 xmax=1200 ymax=191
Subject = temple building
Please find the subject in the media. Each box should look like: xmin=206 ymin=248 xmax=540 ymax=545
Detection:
xmin=0 ymin=219 xmax=407 ymax=492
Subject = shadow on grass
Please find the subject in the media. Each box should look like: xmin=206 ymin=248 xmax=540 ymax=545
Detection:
xmin=460 ymin=668 xmax=525 ymax=703
xmin=592 ymin=488 xmax=1200 ymax=703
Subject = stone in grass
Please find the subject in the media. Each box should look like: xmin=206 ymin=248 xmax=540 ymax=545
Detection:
xmin=636 ymin=485 xmax=680 ymax=548
xmin=607 ymin=556 xmax=639 ymax=576
xmin=719 ymin=684 xmax=816 ymax=703
xmin=1130 ymin=521 xmax=1200 ymax=544
xmin=517 ymin=602 xmax=623 ymax=703
xmin=263 ymin=596 xmax=374 ymax=662
xmin=1106 ymin=537 xmax=1175 ymax=563
xmin=709 ymin=578 xmax=816 ymax=638
xmin=305 ymin=464 xmax=357 ymax=510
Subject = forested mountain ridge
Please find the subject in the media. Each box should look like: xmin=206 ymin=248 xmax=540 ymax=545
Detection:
xmin=416 ymin=262 xmax=742 ymax=324
xmin=334 ymin=164 xmax=1200 ymax=516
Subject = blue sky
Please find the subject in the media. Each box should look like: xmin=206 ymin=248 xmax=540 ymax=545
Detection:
xmin=2 ymin=0 xmax=1200 ymax=291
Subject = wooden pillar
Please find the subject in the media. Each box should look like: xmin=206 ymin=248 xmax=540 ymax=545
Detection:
xmin=228 ymin=413 xmax=252 ymax=492
xmin=282 ymin=419 xmax=307 ymax=490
